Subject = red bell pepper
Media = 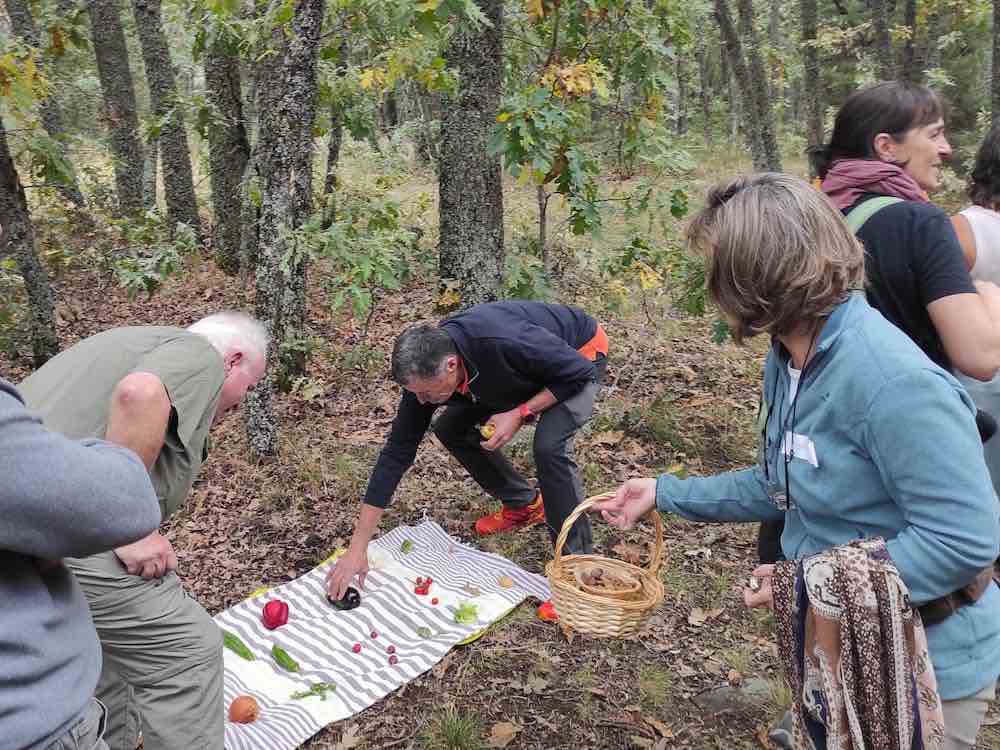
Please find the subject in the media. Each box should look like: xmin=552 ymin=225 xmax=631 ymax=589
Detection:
xmin=262 ymin=599 xmax=289 ymax=630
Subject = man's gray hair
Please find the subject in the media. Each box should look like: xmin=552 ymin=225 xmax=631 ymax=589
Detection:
xmin=391 ymin=323 xmax=456 ymax=385
xmin=188 ymin=311 xmax=269 ymax=362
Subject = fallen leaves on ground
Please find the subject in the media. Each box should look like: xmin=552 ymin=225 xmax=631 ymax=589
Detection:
xmin=687 ymin=606 xmax=724 ymax=626
xmin=487 ymin=721 xmax=521 ymax=748
xmin=332 ymin=724 xmax=362 ymax=750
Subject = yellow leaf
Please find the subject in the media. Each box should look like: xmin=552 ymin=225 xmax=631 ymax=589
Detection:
xmin=415 ymin=0 xmax=441 ymax=9
xmin=638 ymin=264 xmax=662 ymax=290
xmin=496 ymin=111 xmax=512 ymax=123
xmin=359 ymin=67 xmax=385 ymax=91
xmin=438 ymin=288 xmax=461 ymax=309
xmin=525 ymin=0 xmax=545 ymax=21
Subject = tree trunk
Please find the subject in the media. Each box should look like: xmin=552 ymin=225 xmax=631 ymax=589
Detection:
xmin=900 ymin=0 xmax=917 ymax=81
xmin=4 ymin=0 xmax=86 ymax=206
xmin=0 ymin=117 xmax=59 ymax=366
xmin=382 ymin=89 xmax=399 ymax=130
xmin=870 ymin=0 xmax=895 ymax=80
xmin=205 ymin=36 xmax=251 ymax=275
xmin=132 ymin=0 xmax=200 ymax=235
xmin=800 ymin=0 xmax=823 ymax=176
xmin=696 ymin=27 xmax=713 ymax=145
xmin=415 ymin=89 xmax=440 ymax=165
xmin=738 ymin=0 xmax=782 ymax=169
xmin=243 ymin=0 xmax=324 ymax=458
xmin=438 ymin=0 xmax=504 ymax=306
xmin=239 ymin=153 xmax=260 ymax=279
xmin=720 ymin=39 xmax=740 ymax=142
xmin=716 ymin=0 xmax=782 ymax=171
xmin=322 ymin=102 xmax=343 ymax=227
xmin=142 ymin=141 xmax=157 ymax=209
xmin=675 ymin=57 xmax=689 ymax=136
xmin=766 ymin=0 xmax=782 ymax=107
xmin=87 ymin=0 xmax=144 ymax=214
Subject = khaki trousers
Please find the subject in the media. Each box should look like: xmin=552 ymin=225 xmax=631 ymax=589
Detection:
xmin=942 ymin=683 xmax=997 ymax=750
xmin=66 ymin=551 xmax=224 ymax=750
xmin=43 ymin=699 xmax=109 ymax=750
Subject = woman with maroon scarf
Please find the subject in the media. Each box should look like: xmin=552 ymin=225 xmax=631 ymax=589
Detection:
xmin=757 ymin=82 xmax=1000 ymax=570
xmin=815 ymin=81 xmax=1000 ymax=380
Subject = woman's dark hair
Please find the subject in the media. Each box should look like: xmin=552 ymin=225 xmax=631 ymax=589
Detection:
xmin=808 ymin=81 xmax=945 ymax=179
xmin=968 ymin=125 xmax=1000 ymax=209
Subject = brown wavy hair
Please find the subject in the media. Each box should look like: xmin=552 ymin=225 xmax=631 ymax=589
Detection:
xmin=686 ymin=173 xmax=866 ymax=343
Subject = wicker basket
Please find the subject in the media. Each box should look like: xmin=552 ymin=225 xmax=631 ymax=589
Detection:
xmin=545 ymin=492 xmax=666 ymax=637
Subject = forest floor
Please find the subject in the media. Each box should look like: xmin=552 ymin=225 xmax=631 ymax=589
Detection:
xmin=4 ymin=139 xmax=998 ymax=749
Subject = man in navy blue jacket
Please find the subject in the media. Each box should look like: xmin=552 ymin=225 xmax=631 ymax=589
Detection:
xmin=326 ymin=301 xmax=608 ymax=620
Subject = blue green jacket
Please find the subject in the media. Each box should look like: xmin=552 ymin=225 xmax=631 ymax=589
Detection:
xmin=656 ymin=292 xmax=1000 ymax=700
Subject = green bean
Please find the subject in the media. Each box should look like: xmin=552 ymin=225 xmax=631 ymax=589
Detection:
xmin=271 ymin=644 xmax=300 ymax=672
xmin=222 ymin=630 xmax=255 ymax=661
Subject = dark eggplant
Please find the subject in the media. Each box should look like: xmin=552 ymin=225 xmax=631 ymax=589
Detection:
xmin=327 ymin=586 xmax=361 ymax=610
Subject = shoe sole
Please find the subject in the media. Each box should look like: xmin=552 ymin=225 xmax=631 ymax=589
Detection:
xmin=474 ymin=514 xmax=546 ymax=537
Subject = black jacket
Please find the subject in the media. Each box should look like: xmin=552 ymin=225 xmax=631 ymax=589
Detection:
xmin=364 ymin=302 xmax=600 ymax=507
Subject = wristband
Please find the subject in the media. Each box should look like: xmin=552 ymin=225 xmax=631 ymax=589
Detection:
xmin=518 ymin=403 xmax=536 ymax=424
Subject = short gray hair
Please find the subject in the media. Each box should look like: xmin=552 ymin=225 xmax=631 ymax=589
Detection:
xmin=391 ymin=323 xmax=456 ymax=385
xmin=188 ymin=311 xmax=269 ymax=363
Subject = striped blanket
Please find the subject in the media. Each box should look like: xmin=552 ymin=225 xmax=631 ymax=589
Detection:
xmin=217 ymin=520 xmax=551 ymax=750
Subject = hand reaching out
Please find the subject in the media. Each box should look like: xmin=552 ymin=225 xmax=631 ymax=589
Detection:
xmin=325 ymin=547 xmax=369 ymax=600
xmin=590 ymin=478 xmax=657 ymax=529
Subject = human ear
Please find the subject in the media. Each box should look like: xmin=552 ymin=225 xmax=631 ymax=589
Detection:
xmin=224 ymin=350 xmax=244 ymax=373
xmin=872 ymin=133 xmax=897 ymax=162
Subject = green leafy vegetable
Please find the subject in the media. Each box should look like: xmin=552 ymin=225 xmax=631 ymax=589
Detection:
xmin=416 ymin=626 xmax=433 ymax=638
xmin=454 ymin=602 xmax=478 ymax=624
xmin=400 ymin=539 xmax=414 ymax=554
xmin=290 ymin=682 xmax=337 ymax=700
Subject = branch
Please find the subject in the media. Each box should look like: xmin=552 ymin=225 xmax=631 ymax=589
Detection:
xmin=503 ymin=32 xmax=547 ymax=49
xmin=542 ymin=4 xmax=561 ymax=70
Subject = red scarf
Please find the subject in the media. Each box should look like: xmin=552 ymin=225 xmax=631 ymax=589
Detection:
xmin=821 ymin=159 xmax=929 ymax=210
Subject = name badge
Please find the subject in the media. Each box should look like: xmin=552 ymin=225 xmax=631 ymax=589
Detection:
xmin=781 ymin=431 xmax=819 ymax=468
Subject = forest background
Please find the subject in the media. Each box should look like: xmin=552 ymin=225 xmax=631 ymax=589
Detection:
xmin=2 ymin=0 xmax=999 ymax=747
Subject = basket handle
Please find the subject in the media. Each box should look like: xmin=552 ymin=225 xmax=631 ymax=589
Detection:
xmin=552 ymin=490 xmax=665 ymax=574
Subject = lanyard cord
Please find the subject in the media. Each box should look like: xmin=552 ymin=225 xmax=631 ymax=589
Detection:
xmin=780 ymin=325 xmax=821 ymax=509
xmin=762 ymin=324 xmax=822 ymax=502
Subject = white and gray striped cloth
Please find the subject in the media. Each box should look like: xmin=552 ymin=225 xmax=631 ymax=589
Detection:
xmin=217 ymin=520 xmax=551 ymax=749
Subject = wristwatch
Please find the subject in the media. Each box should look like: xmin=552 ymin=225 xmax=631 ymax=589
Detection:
xmin=518 ymin=403 xmax=537 ymax=424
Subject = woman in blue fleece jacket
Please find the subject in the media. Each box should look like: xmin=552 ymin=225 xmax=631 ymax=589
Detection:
xmin=594 ymin=173 xmax=1000 ymax=749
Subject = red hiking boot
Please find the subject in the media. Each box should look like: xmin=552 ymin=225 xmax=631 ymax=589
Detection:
xmin=474 ymin=494 xmax=545 ymax=536
xmin=536 ymin=600 xmax=559 ymax=622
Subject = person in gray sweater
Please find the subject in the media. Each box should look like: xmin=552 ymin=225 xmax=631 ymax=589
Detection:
xmin=0 ymin=378 xmax=160 ymax=750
